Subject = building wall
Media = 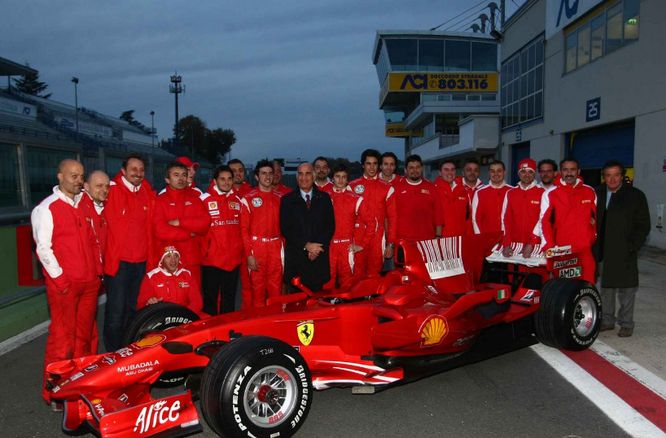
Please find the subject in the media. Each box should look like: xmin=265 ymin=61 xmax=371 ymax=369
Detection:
xmin=500 ymin=0 xmax=666 ymax=248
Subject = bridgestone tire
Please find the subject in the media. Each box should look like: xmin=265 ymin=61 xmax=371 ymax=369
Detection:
xmin=534 ymin=279 xmax=602 ymax=351
xmin=200 ymin=336 xmax=313 ymax=438
xmin=122 ymin=302 xmax=200 ymax=387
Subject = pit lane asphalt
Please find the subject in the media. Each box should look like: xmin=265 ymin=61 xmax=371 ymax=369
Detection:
xmin=0 ymin=325 xmax=629 ymax=438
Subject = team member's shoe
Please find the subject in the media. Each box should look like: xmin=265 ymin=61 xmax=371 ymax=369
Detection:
xmin=618 ymin=327 xmax=633 ymax=337
xmin=600 ymin=322 xmax=615 ymax=332
xmin=50 ymin=401 xmax=63 ymax=412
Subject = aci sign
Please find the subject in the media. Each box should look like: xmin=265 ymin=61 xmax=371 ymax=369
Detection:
xmin=546 ymin=0 xmax=604 ymax=39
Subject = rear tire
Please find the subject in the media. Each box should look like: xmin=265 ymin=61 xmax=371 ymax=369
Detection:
xmin=535 ymin=279 xmax=601 ymax=350
xmin=122 ymin=302 xmax=200 ymax=386
xmin=200 ymin=336 xmax=312 ymax=438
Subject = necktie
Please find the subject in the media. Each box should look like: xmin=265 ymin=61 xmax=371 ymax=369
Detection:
xmin=305 ymin=193 xmax=311 ymax=210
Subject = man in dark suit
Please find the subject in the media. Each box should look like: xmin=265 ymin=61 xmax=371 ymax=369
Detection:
xmin=594 ymin=160 xmax=650 ymax=337
xmin=280 ymin=162 xmax=335 ymax=291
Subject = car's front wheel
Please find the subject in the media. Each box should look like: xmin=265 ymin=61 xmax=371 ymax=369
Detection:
xmin=200 ymin=336 xmax=312 ymax=438
xmin=535 ymin=279 xmax=602 ymax=350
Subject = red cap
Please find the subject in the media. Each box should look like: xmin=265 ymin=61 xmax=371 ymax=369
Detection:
xmin=176 ymin=156 xmax=199 ymax=169
xmin=517 ymin=158 xmax=536 ymax=173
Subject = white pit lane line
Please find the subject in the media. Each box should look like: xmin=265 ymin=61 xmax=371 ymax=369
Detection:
xmin=531 ymin=344 xmax=666 ymax=438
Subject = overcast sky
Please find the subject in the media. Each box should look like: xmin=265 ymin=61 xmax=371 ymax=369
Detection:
xmin=1 ymin=0 xmax=522 ymax=164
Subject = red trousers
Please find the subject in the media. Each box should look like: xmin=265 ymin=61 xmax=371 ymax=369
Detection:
xmin=326 ymin=240 xmax=355 ymax=289
xmin=43 ymin=277 xmax=100 ymax=400
xmin=354 ymin=229 xmax=385 ymax=278
xmin=248 ymin=239 xmax=283 ymax=307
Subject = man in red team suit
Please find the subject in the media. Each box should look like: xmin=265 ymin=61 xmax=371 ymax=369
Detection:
xmin=271 ymin=159 xmax=292 ymax=196
xmin=103 ymin=153 xmax=155 ymax=352
xmin=535 ymin=158 xmax=597 ymax=283
xmin=200 ymin=165 xmax=243 ymax=314
xmin=394 ymin=154 xmax=442 ymax=241
xmin=461 ymin=157 xmax=485 ymax=204
xmin=32 ymin=159 xmax=100 ymax=403
xmin=501 ymin=158 xmax=544 ymax=258
xmin=137 ymin=246 xmax=205 ymax=317
xmin=434 ymin=159 xmax=469 ymax=238
xmin=240 ymin=160 xmax=284 ymax=307
xmin=349 ymin=149 xmax=397 ymax=277
xmin=153 ymin=161 xmax=210 ymax=282
xmin=325 ymin=164 xmax=371 ymax=289
xmin=379 ymin=151 xmax=402 ymax=187
xmin=313 ymin=156 xmax=333 ymax=192
xmin=472 ymin=160 xmax=512 ymax=236
xmin=228 ymin=158 xmax=253 ymax=303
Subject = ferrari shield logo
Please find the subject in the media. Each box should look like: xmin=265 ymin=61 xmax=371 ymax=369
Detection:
xmin=297 ymin=320 xmax=314 ymax=346
xmin=208 ymin=201 xmax=218 ymax=210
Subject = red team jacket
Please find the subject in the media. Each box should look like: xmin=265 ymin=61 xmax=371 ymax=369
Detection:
xmin=536 ymin=178 xmax=597 ymax=252
xmin=472 ymin=183 xmax=513 ymax=235
xmin=200 ymin=186 xmax=243 ymax=271
xmin=153 ymin=186 xmax=211 ymax=268
xmin=349 ymin=176 xmax=398 ymax=245
xmin=103 ymin=175 xmax=155 ymax=276
xmin=434 ymin=177 xmax=469 ymax=238
xmin=328 ymin=187 xmax=371 ymax=247
xmin=501 ymin=182 xmax=544 ymax=246
xmin=137 ymin=265 xmax=204 ymax=317
xmin=240 ymin=189 xmax=283 ymax=258
xmin=80 ymin=193 xmax=107 ymax=277
xmin=31 ymin=188 xmax=99 ymax=291
xmin=394 ymin=179 xmax=442 ymax=241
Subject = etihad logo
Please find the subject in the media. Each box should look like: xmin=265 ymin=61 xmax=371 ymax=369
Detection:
xmin=133 ymin=399 xmax=181 ymax=434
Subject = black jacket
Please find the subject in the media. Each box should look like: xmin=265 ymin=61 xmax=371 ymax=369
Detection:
xmin=280 ymin=188 xmax=335 ymax=291
xmin=593 ymin=183 xmax=650 ymax=288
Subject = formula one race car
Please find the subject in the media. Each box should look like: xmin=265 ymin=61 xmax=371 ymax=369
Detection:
xmin=45 ymin=235 xmax=601 ymax=438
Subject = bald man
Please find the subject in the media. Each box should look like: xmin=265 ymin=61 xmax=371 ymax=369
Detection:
xmin=32 ymin=159 xmax=101 ymax=405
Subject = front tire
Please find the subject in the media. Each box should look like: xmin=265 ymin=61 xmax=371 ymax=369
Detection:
xmin=122 ymin=302 xmax=200 ymax=387
xmin=535 ymin=279 xmax=602 ymax=350
xmin=200 ymin=336 xmax=312 ymax=438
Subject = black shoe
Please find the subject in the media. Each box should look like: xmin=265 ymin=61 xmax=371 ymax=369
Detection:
xmin=600 ymin=322 xmax=615 ymax=332
xmin=618 ymin=327 xmax=633 ymax=337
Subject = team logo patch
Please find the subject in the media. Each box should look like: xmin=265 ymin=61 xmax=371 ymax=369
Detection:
xmin=179 ymin=281 xmax=189 ymax=288
xmin=553 ymin=258 xmax=578 ymax=269
xmin=559 ymin=266 xmax=582 ymax=278
xmin=419 ymin=315 xmax=447 ymax=347
xmin=421 ymin=189 xmax=430 ymax=194
xmin=252 ymin=197 xmax=263 ymax=207
xmin=208 ymin=201 xmax=218 ymax=210
xmin=133 ymin=334 xmax=167 ymax=349
xmin=229 ymin=201 xmax=240 ymax=210
xmin=354 ymin=185 xmax=365 ymax=194
xmin=297 ymin=320 xmax=314 ymax=346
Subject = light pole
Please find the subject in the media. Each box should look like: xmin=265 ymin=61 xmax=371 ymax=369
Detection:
xmin=71 ymin=77 xmax=79 ymax=133
xmin=150 ymin=110 xmax=155 ymax=147
xmin=169 ymin=73 xmax=184 ymax=147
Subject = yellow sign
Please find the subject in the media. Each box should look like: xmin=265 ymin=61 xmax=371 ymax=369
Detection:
xmin=297 ymin=320 xmax=314 ymax=346
xmin=385 ymin=123 xmax=423 ymax=138
xmin=388 ymin=72 xmax=498 ymax=93
xmin=419 ymin=315 xmax=447 ymax=347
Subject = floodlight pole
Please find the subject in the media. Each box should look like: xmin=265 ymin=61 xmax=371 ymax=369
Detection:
xmin=150 ymin=110 xmax=155 ymax=147
xmin=169 ymin=73 xmax=184 ymax=147
xmin=71 ymin=77 xmax=79 ymax=134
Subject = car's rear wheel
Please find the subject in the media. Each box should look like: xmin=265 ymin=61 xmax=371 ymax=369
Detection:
xmin=122 ymin=302 xmax=200 ymax=386
xmin=534 ymin=279 xmax=601 ymax=350
xmin=200 ymin=336 xmax=312 ymax=438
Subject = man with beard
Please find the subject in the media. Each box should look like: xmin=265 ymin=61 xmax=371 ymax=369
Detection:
xmin=103 ymin=153 xmax=155 ymax=352
xmin=394 ymin=155 xmax=441 ymax=241
xmin=228 ymin=159 xmax=252 ymax=198
xmin=538 ymin=159 xmax=558 ymax=192
xmin=462 ymin=157 xmax=485 ymax=203
xmin=379 ymin=151 xmax=402 ymax=187
xmin=535 ymin=158 xmax=597 ymax=284
xmin=271 ymin=159 xmax=292 ymax=196
xmin=313 ymin=156 xmax=333 ymax=192
xmin=32 ymin=159 xmax=100 ymax=404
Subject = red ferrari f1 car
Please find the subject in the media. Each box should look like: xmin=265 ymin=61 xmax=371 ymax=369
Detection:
xmin=45 ymin=235 xmax=601 ymax=437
